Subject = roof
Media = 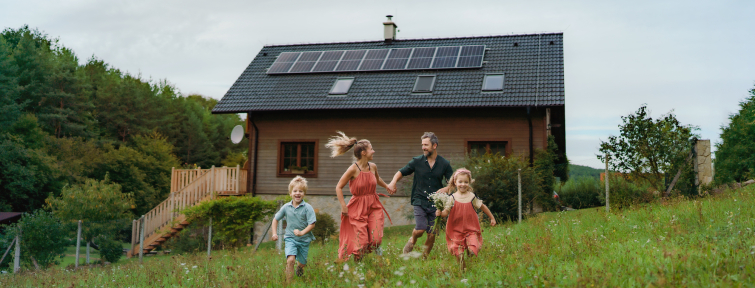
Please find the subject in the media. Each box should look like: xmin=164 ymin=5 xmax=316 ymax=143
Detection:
xmin=212 ymin=33 xmax=564 ymax=113
xmin=0 ymin=212 xmax=22 ymax=225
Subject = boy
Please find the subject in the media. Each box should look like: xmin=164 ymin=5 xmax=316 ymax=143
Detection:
xmin=271 ymin=176 xmax=316 ymax=282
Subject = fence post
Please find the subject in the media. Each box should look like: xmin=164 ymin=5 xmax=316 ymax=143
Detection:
xmin=518 ymin=169 xmax=522 ymax=224
xmin=13 ymin=228 xmax=20 ymax=273
xmin=139 ymin=215 xmax=145 ymax=263
xmin=86 ymin=241 xmax=90 ymax=264
xmin=276 ymin=219 xmax=284 ymax=251
xmin=605 ymin=153 xmax=610 ymax=213
xmin=75 ymin=220 xmax=82 ymax=268
xmin=207 ymin=217 xmax=213 ymax=258
xmin=236 ymin=164 xmax=241 ymax=193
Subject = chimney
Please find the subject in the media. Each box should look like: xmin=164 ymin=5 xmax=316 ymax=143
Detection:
xmin=383 ymin=15 xmax=397 ymax=44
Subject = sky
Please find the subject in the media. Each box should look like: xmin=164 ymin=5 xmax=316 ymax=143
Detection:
xmin=2 ymin=0 xmax=754 ymax=169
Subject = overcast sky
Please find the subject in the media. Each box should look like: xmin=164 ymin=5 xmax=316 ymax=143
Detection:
xmin=2 ymin=0 xmax=754 ymax=169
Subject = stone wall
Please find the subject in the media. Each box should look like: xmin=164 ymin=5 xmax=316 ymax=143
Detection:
xmin=252 ymin=194 xmax=415 ymax=244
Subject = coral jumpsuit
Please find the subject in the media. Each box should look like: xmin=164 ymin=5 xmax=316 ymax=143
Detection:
xmin=445 ymin=195 xmax=483 ymax=256
xmin=338 ymin=163 xmax=392 ymax=260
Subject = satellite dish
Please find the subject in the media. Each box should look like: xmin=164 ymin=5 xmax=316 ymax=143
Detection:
xmin=230 ymin=125 xmax=244 ymax=144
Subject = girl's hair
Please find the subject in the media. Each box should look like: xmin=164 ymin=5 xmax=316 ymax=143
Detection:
xmin=288 ymin=176 xmax=308 ymax=194
xmin=325 ymin=131 xmax=371 ymax=160
xmin=445 ymin=168 xmax=475 ymax=193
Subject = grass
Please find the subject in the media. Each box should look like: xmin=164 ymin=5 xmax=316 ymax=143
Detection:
xmin=2 ymin=185 xmax=755 ymax=287
xmin=56 ymin=242 xmax=133 ymax=268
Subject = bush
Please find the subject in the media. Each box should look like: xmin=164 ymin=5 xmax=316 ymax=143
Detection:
xmin=182 ymin=196 xmax=276 ymax=248
xmin=311 ymin=212 xmax=337 ymax=245
xmin=162 ymin=225 xmax=220 ymax=254
xmin=599 ymin=175 xmax=656 ymax=209
xmin=0 ymin=210 xmax=67 ymax=269
xmin=458 ymin=153 xmax=541 ymax=221
xmin=558 ymin=176 xmax=603 ymax=209
xmin=97 ymin=237 xmax=123 ymax=263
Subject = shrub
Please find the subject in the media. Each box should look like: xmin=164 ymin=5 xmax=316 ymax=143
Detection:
xmin=162 ymin=225 xmax=222 ymax=254
xmin=0 ymin=210 xmax=67 ymax=269
xmin=558 ymin=176 xmax=603 ymax=209
xmin=97 ymin=237 xmax=123 ymax=263
xmin=599 ymin=175 xmax=656 ymax=209
xmin=458 ymin=153 xmax=541 ymax=220
xmin=182 ymin=195 xmax=276 ymax=248
xmin=311 ymin=212 xmax=337 ymax=245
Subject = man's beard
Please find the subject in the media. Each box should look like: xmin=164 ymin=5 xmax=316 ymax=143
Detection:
xmin=424 ymin=149 xmax=435 ymax=157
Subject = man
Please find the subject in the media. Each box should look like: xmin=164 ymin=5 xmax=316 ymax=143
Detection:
xmin=387 ymin=132 xmax=453 ymax=257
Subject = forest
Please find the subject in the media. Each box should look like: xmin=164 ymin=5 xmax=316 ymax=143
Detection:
xmin=0 ymin=26 xmax=247 ymax=216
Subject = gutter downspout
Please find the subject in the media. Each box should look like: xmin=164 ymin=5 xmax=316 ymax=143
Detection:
xmin=246 ymin=112 xmax=259 ymax=196
xmin=528 ymin=106 xmax=534 ymax=167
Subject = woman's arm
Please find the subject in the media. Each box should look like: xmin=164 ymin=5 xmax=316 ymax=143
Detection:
xmin=440 ymin=208 xmax=450 ymax=218
xmin=480 ymin=204 xmax=496 ymax=226
xmin=336 ymin=165 xmax=356 ymax=215
xmin=373 ymin=163 xmax=390 ymax=190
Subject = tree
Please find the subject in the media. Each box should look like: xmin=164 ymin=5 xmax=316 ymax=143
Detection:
xmin=598 ymin=105 xmax=698 ymax=191
xmin=714 ymin=87 xmax=755 ymax=183
xmin=1 ymin=210 xmax=67 ymax=269
xmin=181 ymin=196 xmax=276 ymax=248
xmin=46 ymin=177 xmax=134 ymax=256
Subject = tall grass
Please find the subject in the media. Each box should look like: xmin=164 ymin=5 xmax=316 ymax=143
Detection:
xmin=3 ymin=185 xmax=755 ymax=287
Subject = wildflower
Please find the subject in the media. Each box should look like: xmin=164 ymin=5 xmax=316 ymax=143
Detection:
xmin=396 ymin=281 xmax=403 ymax=286
xmin=192 ymin=266 xmax=197 ymax=269
xmin=461 ymin=279 xmax=468 ymax=283
xmin=343 ymin=263 xmax=350 ymax=271
xmin=410 ymin=280 xmax=416 ymax=284
xmin=181 ymin=263 xmax=186 ymax=266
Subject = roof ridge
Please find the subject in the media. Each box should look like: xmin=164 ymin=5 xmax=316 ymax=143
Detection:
xmin=263 ymin=32 xmax=563 ymax=48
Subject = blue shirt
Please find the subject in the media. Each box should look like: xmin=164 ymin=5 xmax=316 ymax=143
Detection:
xmin=274 ymin=201 xmax=317 ymax=242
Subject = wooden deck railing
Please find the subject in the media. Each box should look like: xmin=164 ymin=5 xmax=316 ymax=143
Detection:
xmin=131 ymin=165 xmax=245 ymax=255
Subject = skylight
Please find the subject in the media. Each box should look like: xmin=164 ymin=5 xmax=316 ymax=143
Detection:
xmin=329 ymin=78 xmax=354 ymax=95
xmin=413 ymin=76 xmax=436 ymax=93
xmin=482 ymin=74 xmax=504 ymax=91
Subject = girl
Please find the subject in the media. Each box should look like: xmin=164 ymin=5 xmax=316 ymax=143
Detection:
xmin=327 ymin=131 xmax=393 ymax=260
xmin=437 ymin=168 xmax=496 ymax=269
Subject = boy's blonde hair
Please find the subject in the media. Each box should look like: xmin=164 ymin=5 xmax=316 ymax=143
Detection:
xmin=288 ymin=176 xmax=308 ymax=194
xmin=445 ymin=168 xmax=475 ymax=193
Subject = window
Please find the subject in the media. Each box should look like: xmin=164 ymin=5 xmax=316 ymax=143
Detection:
xmin=468 ymin=141 xmax=507 ymax=156
xmin=482 ymin=74 xmax=504 ymax=91
xmin=413 ymin=75 xmax=436 ymax=93
xmin=329 ymin=78 xmax=354 ymax=95
xmin=278 ymin=140 xmax=318 ymax=177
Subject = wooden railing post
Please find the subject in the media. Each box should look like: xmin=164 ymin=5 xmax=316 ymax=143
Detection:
xmin=236 ymin=164 xmax=240 ymax=194
xmin=171 ymin=167 xmax=175 ymax=192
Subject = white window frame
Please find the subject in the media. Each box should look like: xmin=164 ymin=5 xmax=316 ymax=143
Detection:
xmin=412 ymin=75 xmax=436 ymax=93
xmin=328 ymin=77 xmax=355 ymax=95
xmin=482 ymin=73 xmax=504 ymax=91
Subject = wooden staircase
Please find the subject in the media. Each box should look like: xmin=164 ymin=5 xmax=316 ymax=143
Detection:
xmin=128 ymin=165 xmax=246 ymax=257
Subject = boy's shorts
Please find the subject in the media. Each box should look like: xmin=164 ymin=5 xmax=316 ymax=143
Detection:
xmin=413 ymin=205 xmax=437 ymax=234
xmin=284 ymin=238 xmax=311 ymax=265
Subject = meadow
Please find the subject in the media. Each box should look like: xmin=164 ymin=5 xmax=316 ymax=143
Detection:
xmin=2 ymin=184 xmax=754 ymax=287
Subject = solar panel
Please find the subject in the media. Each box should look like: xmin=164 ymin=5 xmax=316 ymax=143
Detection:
xmin=407 ymin=47 xmax=436 ymax=69
xmin=358 ymin=49 xmax=389 ymax=71
xmin=382 ymin=48 xmax=412 ymax=70
xmin=312 ymin=50 xmax=344 ymax=72
xmin=335 ymin=50 xmax=366 ymax=71
xmin=268 ymin=52 xmax=301 ymax=73
xmin=431 ymin=46 xmax=460 ymax=68
xmin=289 ymin=51 xmax=323 ymax=73
xmin=267 ymin=45 xmax=484 ymax=74
xmin=457 ymin=45 xmax=485 ymax=68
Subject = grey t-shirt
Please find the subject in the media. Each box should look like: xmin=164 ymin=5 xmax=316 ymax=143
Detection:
xmin=274 ymin=201 xmax=317 ymax=242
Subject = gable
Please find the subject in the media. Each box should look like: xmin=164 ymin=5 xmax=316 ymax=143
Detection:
xmin=212 ymin=33 xmax=564 ymax=113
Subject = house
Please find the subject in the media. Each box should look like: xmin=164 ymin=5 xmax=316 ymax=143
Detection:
xmin=211 ymin=17 xmax=566 ymax=243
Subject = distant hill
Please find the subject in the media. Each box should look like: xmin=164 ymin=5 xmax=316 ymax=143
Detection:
xmin=569 ymin=164 xmax=603 ymax=179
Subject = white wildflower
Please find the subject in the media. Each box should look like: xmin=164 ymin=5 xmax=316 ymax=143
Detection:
xmin=396 ymin=281 xmax=403 ymax=286
xmin=461 ymin=279 xmax=468 ymax=283
xmin=343 ymin=263 xmax=350 ymax=271
xmin=410 ymin=280 xmax=416 ymax=284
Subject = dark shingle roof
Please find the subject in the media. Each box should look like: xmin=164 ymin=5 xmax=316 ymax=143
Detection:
xmin=212 ymin=33 xmax=564 ymax=113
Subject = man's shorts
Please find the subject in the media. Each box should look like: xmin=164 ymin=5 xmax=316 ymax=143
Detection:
xmin=284 ymin=238 xmax=311 ymax=265
xmin=413 ymin=205 xmax=437 ymax=234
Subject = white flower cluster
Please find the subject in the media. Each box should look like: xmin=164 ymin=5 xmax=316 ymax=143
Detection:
xmin=428 ymin=191 xmax=453 ymax=212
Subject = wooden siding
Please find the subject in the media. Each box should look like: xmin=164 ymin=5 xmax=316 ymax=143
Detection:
xmin=248 ymin=107 xmax=550 ymax=196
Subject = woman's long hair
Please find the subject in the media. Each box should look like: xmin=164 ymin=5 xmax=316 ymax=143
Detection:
xmin=325 ymin=131 xmax=370 ymax=161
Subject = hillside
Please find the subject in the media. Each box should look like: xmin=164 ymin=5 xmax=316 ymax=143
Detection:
xmin=3 ymin=184 xmax=754 ymax=287
xmin=569 ymin=164 xmax=603 ymax=179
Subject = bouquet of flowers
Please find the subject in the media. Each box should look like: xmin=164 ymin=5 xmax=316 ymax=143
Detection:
xmin=428 ymin=190 xmax=453 ymax=233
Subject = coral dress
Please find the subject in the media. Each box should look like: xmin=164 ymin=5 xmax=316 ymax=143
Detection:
xmin=445 ymin=195 xmax=483 ymax=256
xmin=338 ymin=163 xmax=392 ymax=260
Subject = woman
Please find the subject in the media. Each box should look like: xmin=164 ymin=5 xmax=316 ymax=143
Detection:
xmin=326 ymin=131 xmax=393 ymax=260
